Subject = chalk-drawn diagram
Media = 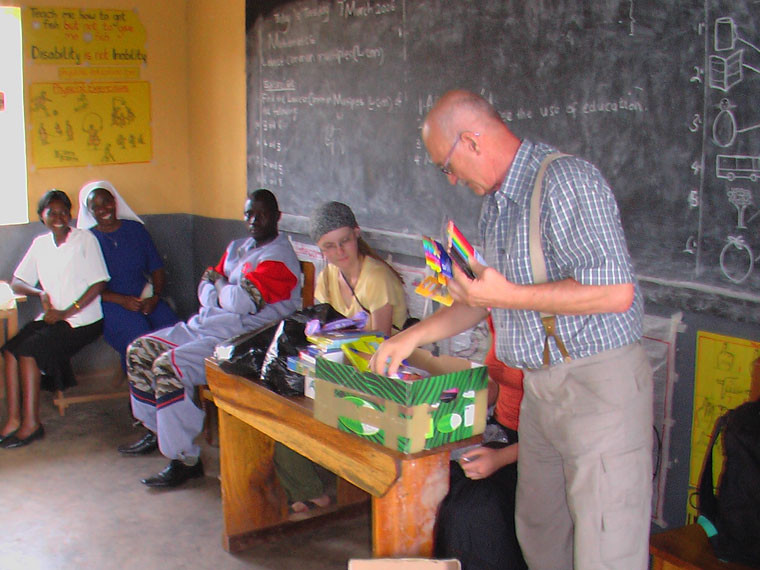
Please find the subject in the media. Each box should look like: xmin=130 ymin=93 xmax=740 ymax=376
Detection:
xmin=716 ymin=153 xmax=760 ymax=181
xmin=719 ymin=187 xmax=760 ymax=283
xmin=713 ymin=98 xmax=760 ymax=148
xmin=708 ymin=18 xmax=760 ymax=164
xmin=703 ymin=15 xmax=760 ymax=286
xmin=323 ymin=124 xmax=345 ymax=156
xmin=709 ymin=17 xmax=760 ymax=93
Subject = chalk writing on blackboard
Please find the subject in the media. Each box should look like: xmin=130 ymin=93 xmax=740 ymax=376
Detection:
xmin=248 ymin=0 xmax=760 ymax=317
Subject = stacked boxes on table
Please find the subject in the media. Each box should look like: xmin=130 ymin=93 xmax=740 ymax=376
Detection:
xmin=288 ymin=331 xmax=384 ymax=399
xmin=314 ymin=348 xmax=488 ymax=453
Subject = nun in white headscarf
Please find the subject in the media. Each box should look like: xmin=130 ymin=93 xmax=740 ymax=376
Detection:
xmin=77 ymin=180 xmax=143 ymax=229
xmin=75 ymin=180 xmax=179 ymax=369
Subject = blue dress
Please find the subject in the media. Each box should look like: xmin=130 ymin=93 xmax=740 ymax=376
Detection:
xmin=90 ymin=220 xmax=179 ymax=368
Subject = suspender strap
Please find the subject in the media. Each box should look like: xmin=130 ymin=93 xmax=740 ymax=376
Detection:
xmin=529 ymin=153 xmax=571 ymax=366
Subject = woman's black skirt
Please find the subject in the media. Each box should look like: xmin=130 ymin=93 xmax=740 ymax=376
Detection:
xmin=1 ymin=319 xmax=103 ymax=392
xmin=434 ymin=427 xmax=528 ymax=570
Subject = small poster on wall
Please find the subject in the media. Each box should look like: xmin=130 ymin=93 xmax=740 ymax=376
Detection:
xmin=29 ymin=81 xmax=152 ymax=167
xmin=23 ymin=7 xmax=147 ymax=67
xmin=686 ymin=331 xmax=759 ymax=522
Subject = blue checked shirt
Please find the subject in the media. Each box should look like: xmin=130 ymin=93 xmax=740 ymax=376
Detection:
xmin=480 ymin=140 xmax=643 ymax=369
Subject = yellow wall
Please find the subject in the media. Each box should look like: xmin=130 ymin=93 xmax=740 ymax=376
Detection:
xmin=3 ymin=0 xmax=247 ymax=220
xmin=187 ymin=0 xmax=247 ymax=220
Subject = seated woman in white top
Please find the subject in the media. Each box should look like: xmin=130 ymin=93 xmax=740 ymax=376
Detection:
xmin=0 ymin=190 xmax=109 ymax=448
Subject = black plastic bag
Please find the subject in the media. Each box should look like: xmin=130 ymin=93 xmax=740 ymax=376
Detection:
xmin=261 ymin=303 xmax=346 ymax=396
xmin=213 ymin=323 xmax=279 ymax=380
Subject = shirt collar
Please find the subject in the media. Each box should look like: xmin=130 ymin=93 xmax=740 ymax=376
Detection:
xmin=485 ymin=139 xmax=534 ymax=213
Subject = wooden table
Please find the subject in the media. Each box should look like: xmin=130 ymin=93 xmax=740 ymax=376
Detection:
xmin=206 ymin=359 xmax=479 ymax=556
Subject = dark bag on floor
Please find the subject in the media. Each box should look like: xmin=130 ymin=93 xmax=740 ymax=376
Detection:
xmin=697 ymin=399 xmax=760 ymax=567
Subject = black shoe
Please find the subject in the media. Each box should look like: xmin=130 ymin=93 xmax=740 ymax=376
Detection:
xmin=141 ymin=459 xmax=204 ymax=488
xmin=0 ymin=429 xmax=18 ymax=445
xmin=118 ymin=432 xmax=158 ymax=455
xmin=0 ymin=424 xmax=45 ymax=449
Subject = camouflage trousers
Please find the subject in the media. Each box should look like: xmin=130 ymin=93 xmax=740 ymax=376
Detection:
xmin=125 ymin=329 xmax=215 ymax=461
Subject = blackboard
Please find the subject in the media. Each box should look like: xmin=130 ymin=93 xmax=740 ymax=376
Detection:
xmin=247 ymin=0 xmax=760 ymax=319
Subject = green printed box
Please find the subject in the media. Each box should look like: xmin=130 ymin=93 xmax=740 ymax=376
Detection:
xmin=314 ymin=349 xmax=488 ymax=453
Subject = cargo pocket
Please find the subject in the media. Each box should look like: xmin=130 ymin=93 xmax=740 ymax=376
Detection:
xmin=599 ymin=446 xmax=650 ymax=563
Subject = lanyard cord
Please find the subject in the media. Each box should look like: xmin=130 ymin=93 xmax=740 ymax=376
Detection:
xmin=340 ymin=270 xmax=371 ymax=315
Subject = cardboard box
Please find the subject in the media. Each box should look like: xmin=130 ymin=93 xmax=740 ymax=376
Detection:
xmin=314 ymin=349 xmax=487 ymax=453
xmin=304 ymin=374 xmax=316 ymax=399
xmin=349 ymin=559 xmax=461 ymax=569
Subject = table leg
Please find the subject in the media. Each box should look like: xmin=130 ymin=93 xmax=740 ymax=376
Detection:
xmin=217 ymin=407 xmax=288 ymax=552
xmin=371 ymin=452 xmax=451 ymax=557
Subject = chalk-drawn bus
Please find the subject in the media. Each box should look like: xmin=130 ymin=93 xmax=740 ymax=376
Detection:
xmin=717 ymin=154 xmax=760 ymax=182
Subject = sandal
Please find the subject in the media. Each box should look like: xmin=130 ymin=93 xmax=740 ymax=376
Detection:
xmin=288 ymin=495 xmax=332 ymax=519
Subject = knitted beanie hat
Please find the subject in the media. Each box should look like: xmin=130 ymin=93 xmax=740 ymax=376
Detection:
xmin=309 ymin=201 xmax=358 ymax=243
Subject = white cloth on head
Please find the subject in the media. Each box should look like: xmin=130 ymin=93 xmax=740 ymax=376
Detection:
xmin=76 ymin=180 xmax=143 ymax=229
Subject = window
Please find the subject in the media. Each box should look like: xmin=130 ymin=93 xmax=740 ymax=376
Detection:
xmin=0 ymin=7 xmax=28 ymax=225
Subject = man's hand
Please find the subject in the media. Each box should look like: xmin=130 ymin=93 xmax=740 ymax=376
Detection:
xmin=447 ymin=256 xmax=513 ymax=309
xmin=369 ymin=329 xmax=418 ymax=377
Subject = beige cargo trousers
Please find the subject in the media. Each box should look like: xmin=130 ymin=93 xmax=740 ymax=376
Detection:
xmin=516 ymin=342 xmax=653 ymax=570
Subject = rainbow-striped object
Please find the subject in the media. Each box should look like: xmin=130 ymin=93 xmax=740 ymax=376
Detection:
xmin=447 ymin=220 xmax=475 ymax=261
xmin=422 ymin=236 xmax=442 ymax=273
xmin=422 ymin=236 xmax=454 ymax=278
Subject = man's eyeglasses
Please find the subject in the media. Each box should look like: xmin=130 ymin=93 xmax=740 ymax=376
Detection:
xmin=439 ymin=132 xmax=479 ymax=176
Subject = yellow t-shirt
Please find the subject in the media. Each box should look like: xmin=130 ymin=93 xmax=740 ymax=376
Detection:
xmin=315 ymin=256 xmax=407 ymax=333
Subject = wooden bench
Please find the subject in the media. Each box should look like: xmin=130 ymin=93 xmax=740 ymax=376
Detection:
xmin=2 ymin=294 xmax=128 ymax=414
xmin=53 ymin=340 xmax=128 ymax=416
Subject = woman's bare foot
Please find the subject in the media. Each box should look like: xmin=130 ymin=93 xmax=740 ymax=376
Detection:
xmin=289 ymin=493 xmax=331 ymax=514
xmin=0 ymin=421 xmax=20 ymax=438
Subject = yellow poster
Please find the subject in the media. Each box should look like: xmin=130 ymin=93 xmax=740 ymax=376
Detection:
xmin=686 ymin=331 xmax=759 ymax=522
xmin=23 ymin=7 xmax=146 ymax=66
xmin=29 ymin=82 xmax=152 ymax=168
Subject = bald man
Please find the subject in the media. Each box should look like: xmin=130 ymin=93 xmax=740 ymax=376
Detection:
xmin=371 ymin=90 xmax=653 ymax=570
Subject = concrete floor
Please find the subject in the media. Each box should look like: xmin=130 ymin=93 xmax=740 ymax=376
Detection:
xmin=0 ymin=394 xmax=371 ymax=570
